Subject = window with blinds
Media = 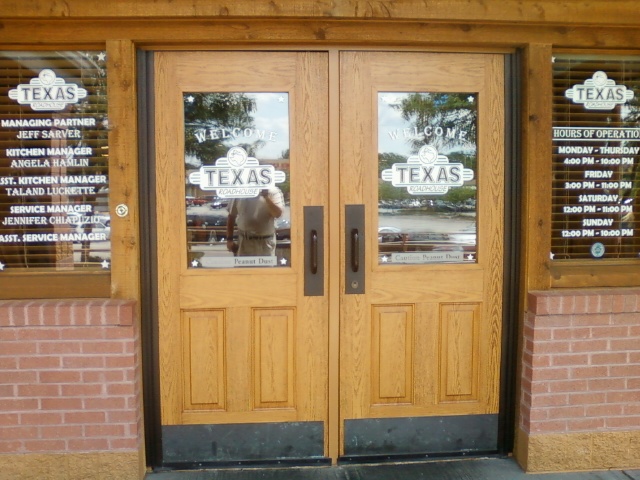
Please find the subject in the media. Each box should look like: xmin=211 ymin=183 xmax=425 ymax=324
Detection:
xmin=552 ymin=54 xmax=640 ymax=261
xmin=0 ymin=51 xmax=109 ymax=273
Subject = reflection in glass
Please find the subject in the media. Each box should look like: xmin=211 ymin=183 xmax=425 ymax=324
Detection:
xmin=378 ymin=92 xmax=478 ymax=265
xmin=183 ymin=92 xmax=291 ymax=269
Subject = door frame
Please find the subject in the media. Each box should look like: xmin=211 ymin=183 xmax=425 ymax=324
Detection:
xmin=137 ymin=47 xmax=522 ymax=469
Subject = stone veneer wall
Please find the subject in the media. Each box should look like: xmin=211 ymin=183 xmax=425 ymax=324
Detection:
xmin=0 ymin=299 xmax=144 ymax=480
xmin=517 ymin=288 xmax=640 ymax=472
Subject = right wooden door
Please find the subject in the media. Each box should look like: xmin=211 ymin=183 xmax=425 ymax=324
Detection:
xmin=338 ymin=51 xmax=505 ymax=457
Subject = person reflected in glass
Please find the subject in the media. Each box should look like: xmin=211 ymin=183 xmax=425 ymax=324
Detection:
xmin=226 ymin=187 xmax=284 ymax=256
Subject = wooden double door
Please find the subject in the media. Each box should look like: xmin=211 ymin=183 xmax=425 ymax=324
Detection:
xmin=154 ymin=50 xmax=505 ymax=464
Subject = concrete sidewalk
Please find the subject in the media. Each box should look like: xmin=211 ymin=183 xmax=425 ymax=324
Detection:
xmin=146 ymin=457 xmax=640 ymax=480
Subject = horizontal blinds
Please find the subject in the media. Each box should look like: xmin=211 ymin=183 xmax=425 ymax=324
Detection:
xmin=552 ymin=56 xmax=640 ymax=260
xmin=0 ymin=51 xmax=109 ymax=270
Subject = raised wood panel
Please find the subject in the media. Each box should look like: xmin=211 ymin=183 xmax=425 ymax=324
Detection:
xmin=252 ymin=308 xmax=295 ymax=409
xmin=371 ymin=305 xmax=414 ymax=405
xmin=182 ymin=310 xmax=226 ymax=410
xmin=439 ymin=303 xmax=480 ymax=403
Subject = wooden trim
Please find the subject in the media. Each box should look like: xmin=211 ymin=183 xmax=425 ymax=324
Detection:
xmin=3 ymin=0 xmax=640 ymax=28
xmin=107 ymin=39 xmax=141 ymax=301
xmin=2 ymin=19 xmax=640 ymax=50
xmin=1 ymin=272 xmax=110 ymax=299
xmin=550 ymin=261 xmax=640 ymax=288
xmin=521 ymin=44 xmax=553 ymax=294
xmin=327 ymin=49 xmax=341 ymax=463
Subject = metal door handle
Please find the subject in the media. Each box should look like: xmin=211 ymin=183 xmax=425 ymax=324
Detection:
xmin=345 ymin=204 xmax=364 ymax=294
xmin=310 ymin=229 xmax=318 ymax=275
xmin=350 ymin=229 xmax=359 ymax=273
xmin=304 ymin=206 xmax=323 ymax=296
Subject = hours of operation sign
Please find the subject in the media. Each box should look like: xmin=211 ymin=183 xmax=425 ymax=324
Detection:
xmin=552 ymin=59 xmax=640 ymax=261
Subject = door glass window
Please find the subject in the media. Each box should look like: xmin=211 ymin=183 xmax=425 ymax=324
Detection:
xmin=183 ymin=92 xmax=291 ymax=269
xmin=378 ymin=92 xmax=478 ymax=265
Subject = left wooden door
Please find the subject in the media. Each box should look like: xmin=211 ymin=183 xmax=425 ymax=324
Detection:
xmin=154 ymin=51 xmax=330 ymax=463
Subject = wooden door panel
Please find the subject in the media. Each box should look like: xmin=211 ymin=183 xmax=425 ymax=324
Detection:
xmin=339 ymin=51 xmax=504 ymax=451
xmin=156 ymin=52 xmax=329 ymax=433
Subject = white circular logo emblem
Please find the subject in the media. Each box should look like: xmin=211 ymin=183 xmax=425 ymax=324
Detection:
xmin=418 ymin=145 xmax=438 ymax=165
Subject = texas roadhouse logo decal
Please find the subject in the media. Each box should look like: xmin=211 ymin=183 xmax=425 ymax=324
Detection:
xmin=189 ymin=146 xmax=286 ymax=198
xmin=8 ymin=69 xmax=88 ymax=112
xmin=381 ymin=145 xmax=474 ymax=195
xmin=565 ymin=71 xmax=634 ymax=110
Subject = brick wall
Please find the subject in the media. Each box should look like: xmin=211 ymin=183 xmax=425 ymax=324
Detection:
xmin=518 ymin=288 xmax=640 ymax=471
xmin=0 ymin=299 xmax=142 ymax=457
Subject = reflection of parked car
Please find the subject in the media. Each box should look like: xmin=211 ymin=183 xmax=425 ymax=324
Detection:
xmin=275 ymin=219 xmax=291 ymax=240
xmin=378 ymin=226 xmax=403 ymax=242
xmin=187 ymin=214 xmax=228 ymax=242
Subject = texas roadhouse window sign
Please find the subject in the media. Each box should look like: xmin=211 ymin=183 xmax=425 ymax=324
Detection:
xmin=381 ymin=144 xmax=474 ymax=195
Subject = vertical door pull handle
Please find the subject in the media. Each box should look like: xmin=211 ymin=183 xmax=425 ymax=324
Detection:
xmin=350 ymin=228 xmax=359 ymax=273
xmin=345 ymin=204 xmax=364 ymax=294
xmin=310 ymin=229 xmax=318 ymax=275
xmin=304 ymin=206 xmax=323 ymax=296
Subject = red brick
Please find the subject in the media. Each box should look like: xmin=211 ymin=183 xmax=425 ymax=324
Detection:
xmin=0 ymin=413 xmax=19 ymax=426
xmin=530 ymin=393 xmax=569 ymax=408
xmin=570 ymin=366 xmax=608 ymax=379
xmin=40 ymin=397 xmax=84 ymax=411
xmin=569 ymin=392 xmax=607 ymax=405
xmin=0 ymin=329 xmax=17 ymax=341
xmin=0 ymin=341 xmax=37 ymax=356
xmin=531 ymin=354 xmax=552 ymax=367
xmin=573 ymin=295 xmax=588 ymax=314
xmin=64 ymin=411 xmax=106 ymax=424
xmin=0 ymin=356 xmax=18 ymax=369
xmin=0 ymin=385 xmax=15 ymax=396
xmin=567 ymin=417 xmax=605 ymax=431
xmin=531 ymin=367 xmax=569 ymax=381
xmin=2 ymin=426 xmax=39 ymax=440
xmin=23 ymin=439 xmax=66 ymax=452
xmin=39 ymin=371 xmax=81 ymax=384
xmin=590 ymin=325 xmax=630 ymax=338
xmin=607 ymin=391 xmax=640 ymax=403
xmin=591 ymin=352 xmax=629 ymax=365
xmin=81 ymin=341 xmax=126 ymax=355
xmin=534 ymin=341 xmax=572 ymax=355
xmin=109 ymin=438 xmax=138 ymax=450
xmin=623 ymin=404 xmax=640 ymax=415
xmin=548 ymin=379 xmax=588 ymax=393
xmin=40 ymin=425 xmax=84 ymax=439
xmin=82 ymin=370 xmax=124 ymax=383
xmin=546 ymin=405 xmax=585 ymax=420
xmin=550 ymin=354 xmax=589 ymax=366
xmin=60 ymin=383 xmax=103 ymax=397
xmin=605 ymin=416 xmax=640 ymax=428
xmin=530 ymin=420 xmax=567 ymax=433
xmin=38 ymin=341 xmax=82 ymax=355
xmin=106 ymin=410 xmax=137 ymax=424
xmin=0 ymin=398 xmax=39 ymax=411
xmin=610 ymin=338 xmax=640 ymax=351
xmin=84 ymin=396 xmax=126 ymax=410
xmin=626 ymin=378 xmax=640 ymax=390
xmin=613 ymin=312 xmax=640 ymax=325
xmin=68 ymin=438 xmax=109 ymax=451
xmin=105 ymin=355 xmax=135 ymax=369
xmin=17 ymin=384 xmax=60 ymax=397
xmin=107 ymin=383 xmax=136 ymax=396
xmin=61 ymin=355 xmax=105 ymax=369
xmin=20 ymin=412 xmax=63 ymax=425
xmin=59 ymin=327 xmax=107 ymax=340
xmin=572 ymin=313 xmax=611 ymax=326
xmin=0 ymin=440 xmax=24 ymax=453
xmin=18 ymin=355 xmax=61 ymax=369
xmin=17 ymin=328 xmax=61 ymax=341
xmin=570 ymin=339 xmax=608 ymax=353
xmin=588 ymin=377 xmax=626 ymax=391
xmin=585 ymin=404 xmax=624 ymax=417
xmin=610 ymin=365 xmax=640 ymax=377
xmin=84 ymin=424 xmax=126 ymax=437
